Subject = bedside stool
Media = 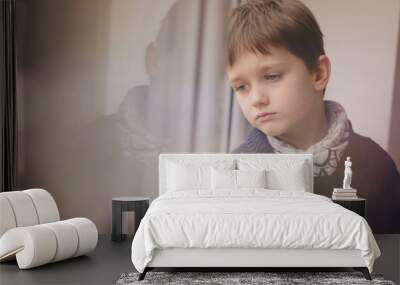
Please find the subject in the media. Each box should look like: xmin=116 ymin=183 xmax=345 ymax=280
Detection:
xmin=332 ymin=197 xmax=366 ymax=218
xmin=112 ymin=196 xmax=150 ymax=242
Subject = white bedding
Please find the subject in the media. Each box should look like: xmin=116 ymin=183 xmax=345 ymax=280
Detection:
xmin=131 ymin=189 xmax=380 ymax=273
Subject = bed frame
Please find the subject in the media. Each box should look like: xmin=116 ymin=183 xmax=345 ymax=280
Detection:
xmin=138 ymin=153 xmax=372 ymax=281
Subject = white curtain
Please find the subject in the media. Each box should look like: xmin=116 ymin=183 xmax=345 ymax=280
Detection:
xmin=109 ymin=0 xmax=253 ymax=201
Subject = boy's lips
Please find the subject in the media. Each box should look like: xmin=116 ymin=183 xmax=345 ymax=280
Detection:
xmin=255 ymin=112 xmax=276 ymax=121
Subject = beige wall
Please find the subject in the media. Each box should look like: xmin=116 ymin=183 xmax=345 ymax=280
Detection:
xmin=389 ymin=11 xmax=400 ymax=170
xmin=17 ymin=0 xmax=400 ymax=234
xmin=17 ymin=0 xmax=178 ymax=234
xmin=304 ymin=0 xmax=400 ymax=152
xmin=17 ymin=0 xmax=111 ymax=231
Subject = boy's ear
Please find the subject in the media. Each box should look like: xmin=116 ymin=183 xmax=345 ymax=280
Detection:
xmin=313 ymin=55 xmax=331 ymax=93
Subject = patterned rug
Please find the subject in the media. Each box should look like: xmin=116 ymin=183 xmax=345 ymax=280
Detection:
xmin=116 ymin=271 xmax=396 ymax=285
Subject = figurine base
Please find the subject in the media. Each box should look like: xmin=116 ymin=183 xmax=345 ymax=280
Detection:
xmin=332 ymin=187 xmax=358 ymax=200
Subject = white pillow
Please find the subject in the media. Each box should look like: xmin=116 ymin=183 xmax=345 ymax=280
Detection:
xmin=266 ymin=164 xmax=306 ymax=191
xmin=166 ymin=160 xmax=236 ymax=191
xmin=211 ymin=168 xmax=236 ymax=189
xmin=238 ymin=159 xmax=308 ymax=191
xmin=167 ymin=162 xmax=210 ymax=191
xmin=236 ymin=169 xmax=267 ymax=188
xmin=211 ymin=168 xmax=267 ymax=190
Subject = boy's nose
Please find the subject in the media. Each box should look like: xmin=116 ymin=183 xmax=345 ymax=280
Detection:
xmin=250 ymin=86 xmax=269 ymax=107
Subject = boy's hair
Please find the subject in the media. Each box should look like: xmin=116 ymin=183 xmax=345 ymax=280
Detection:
xmin=227 ymin=0 xmax=325 ymax=72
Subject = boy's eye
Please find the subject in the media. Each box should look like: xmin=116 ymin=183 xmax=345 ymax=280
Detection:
xmin=234 ymin=85 xmax=247 ymax=92
xmin=264 ymin=74 xmax=280 ymax=81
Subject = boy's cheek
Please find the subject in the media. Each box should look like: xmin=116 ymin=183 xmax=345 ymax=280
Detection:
xmin=244 ymin=112 xmax=257 ymax=126
xmin=235 ymin=96 xmax=246 ymax=109
xmin=236 ymin=100 xmax=254 ymax=123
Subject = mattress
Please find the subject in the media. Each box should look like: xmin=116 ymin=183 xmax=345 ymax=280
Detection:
xmin=131 ymin=189 xmax=380 ymax=273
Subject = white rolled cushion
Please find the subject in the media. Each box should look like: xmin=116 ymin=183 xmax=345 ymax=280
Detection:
xmin=23 ymin=189 xmax=60 ymax=223
xmin=0 ymin=195 xmax=17 ymax=237
xmin=0 ymin=225 xmax=57 ymax=269
xmin=64 ymin=218 xmax=98 ymax=257
xmin=0 ymin=218 xmax=97 ymax=269
xmin=0 ymin=191 xmax=39 ymax=227
xmin=236 ymin=169 xmax=267 ymax=188
xmin=211 ymin=168 xmax=236 ymax=190
xmin=42 ymin=221 xmax=79 ymax=262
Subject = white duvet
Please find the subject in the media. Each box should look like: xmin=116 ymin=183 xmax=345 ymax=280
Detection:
xmin=131 ymin=189 xmax=380 ymax=273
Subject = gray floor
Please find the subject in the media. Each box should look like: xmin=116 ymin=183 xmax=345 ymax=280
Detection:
xmin=373 ymin=234 xmax=400 ymax=284
xmin=0 ymin=235 xmax=134 ymax=285
xmin=1 ymin=234 xmax=399 ymax=285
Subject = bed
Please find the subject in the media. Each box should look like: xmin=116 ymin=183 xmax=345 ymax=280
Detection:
xmin=131 ymin=153 xmax=381 ymax=281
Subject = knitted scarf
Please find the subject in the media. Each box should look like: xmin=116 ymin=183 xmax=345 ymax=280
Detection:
xmin=267 ymin=100 xmax=351 ymax=177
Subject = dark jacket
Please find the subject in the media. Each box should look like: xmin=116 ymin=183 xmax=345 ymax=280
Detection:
xmin=232 ymin=127 xmax=400 ymax=234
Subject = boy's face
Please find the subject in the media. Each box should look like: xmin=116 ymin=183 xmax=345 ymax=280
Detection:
xmin=227 ymin=46 xmax=326 ymax=138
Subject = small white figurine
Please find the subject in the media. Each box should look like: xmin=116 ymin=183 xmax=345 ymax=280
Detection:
xmin=343 ymin=156 xmax=352 ymax=189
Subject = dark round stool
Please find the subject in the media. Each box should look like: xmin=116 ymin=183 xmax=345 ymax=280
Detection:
xmin=111 ymin=196 xmax=150 ymax=242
